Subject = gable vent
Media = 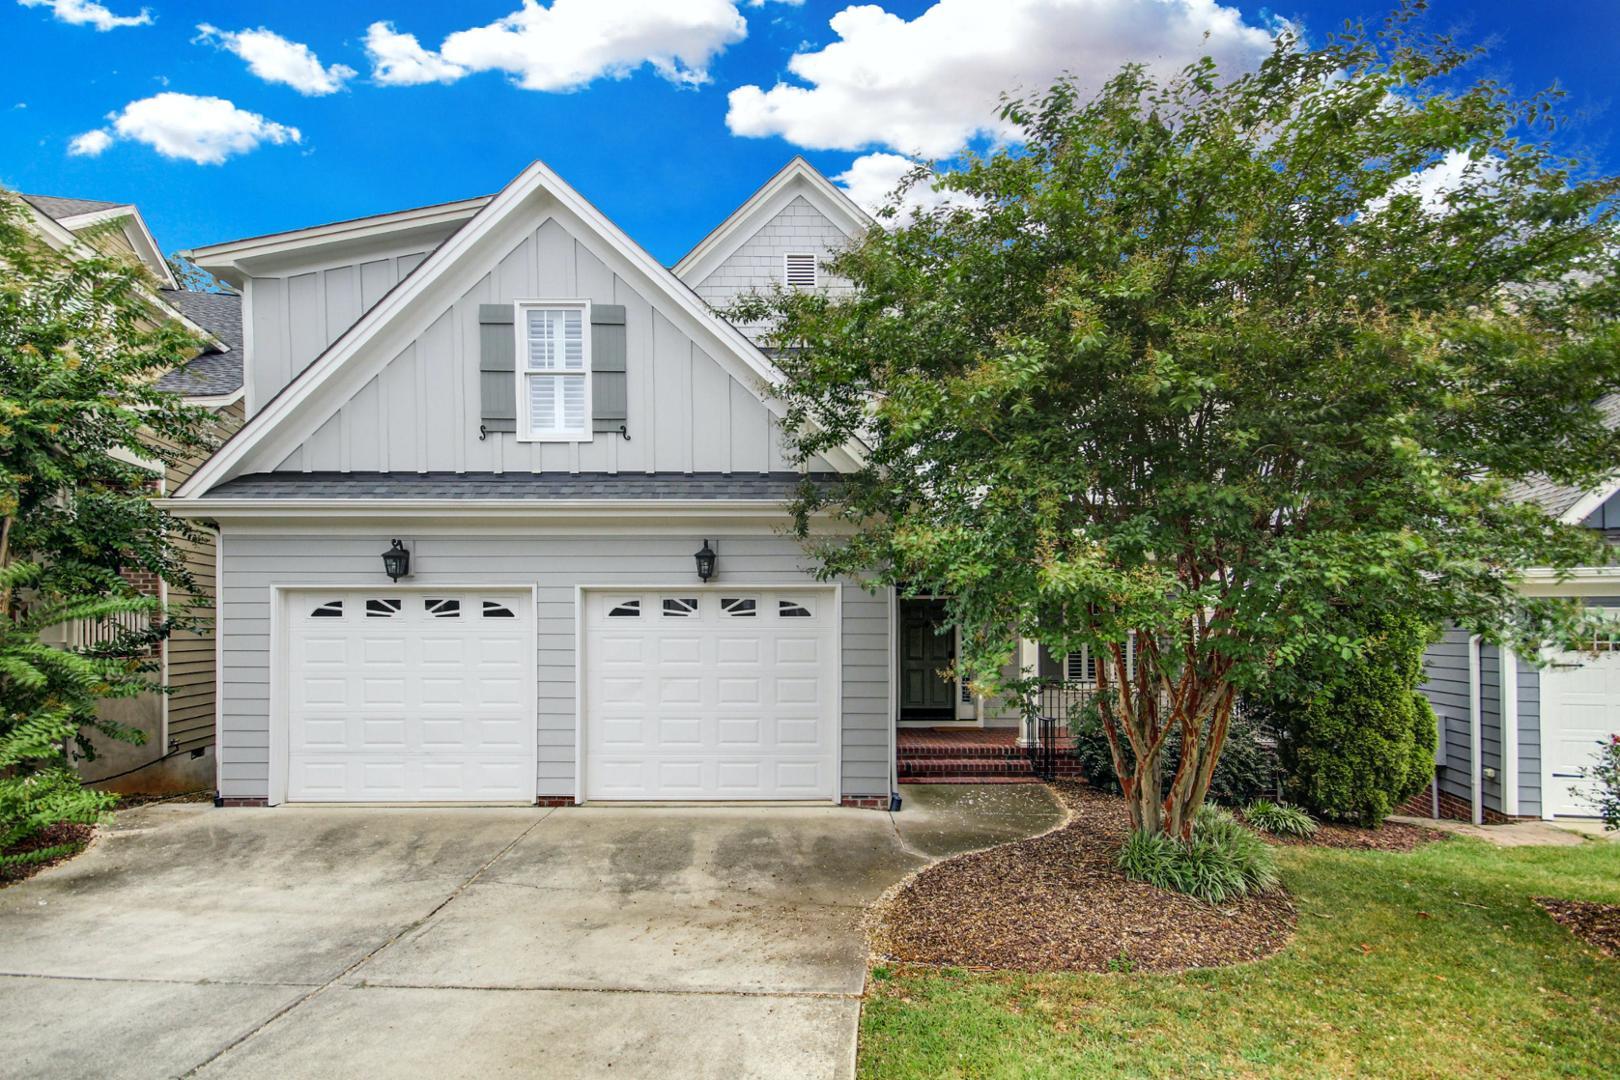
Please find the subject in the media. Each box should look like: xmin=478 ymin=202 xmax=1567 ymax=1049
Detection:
xmin=784 ymin=252 xmax=818 ymax=288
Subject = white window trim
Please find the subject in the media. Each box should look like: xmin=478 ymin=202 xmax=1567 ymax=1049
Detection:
xmin=783 ymin=252 xmax=818 ymax=289
xmin=514 ymin=298 xmax=593 ymax=443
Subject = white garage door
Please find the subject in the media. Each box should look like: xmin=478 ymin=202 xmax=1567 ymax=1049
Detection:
xmin=1543 ymin=645 xmax=1620 ymax=817
xmin=583 ymin=589 xmax=838 ymax=800
xmin=285 ymin=590 xmax=534 ymax=802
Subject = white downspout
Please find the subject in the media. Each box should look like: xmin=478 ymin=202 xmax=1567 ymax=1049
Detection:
xmin=1468 ymin=635 xmax=1483 ymax=825
xmin=1501 ymin=646 xmax=1519 ymax=818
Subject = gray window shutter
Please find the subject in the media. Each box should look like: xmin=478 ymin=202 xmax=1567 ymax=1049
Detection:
xmin=478 ymin=304 xmax=516 ymax=435
xmin=591 ymin=304 xmax=628 ymax=434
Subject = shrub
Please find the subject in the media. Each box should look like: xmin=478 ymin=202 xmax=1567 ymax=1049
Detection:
xmin=1262 ymin=613 xmax=1440 ymax=826
xmin=1244 ymin=799 xmax=1318 ymax=838
xmin=1578 ymin=734 xmax=1620 ymax=830
xmin=1116 ymin=804 xmax=1279 ymax=904
xmin=1068 ymin=695 xmax=1279 ymax=805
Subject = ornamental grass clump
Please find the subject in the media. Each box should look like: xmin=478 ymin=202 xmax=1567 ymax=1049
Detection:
xmin=1117 ymin=805 xmax=1279 ymax=904
xmin=1244 ymin=799 xmax=1319 ymax=838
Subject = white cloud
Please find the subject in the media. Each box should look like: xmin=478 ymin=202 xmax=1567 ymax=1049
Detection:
xmin=727 ymin=0 xmax=1277 ymax=158
xmin=18 ymin=0 xmax=150 ymax=31
xmin=73 ymin=92 xmax=301 ymax=165
xmin=371 ymin=0 xmax=749 ymax=93
xmin=834 ymin=151 xmax=979 ymax=218
xmin=364 ymin=22 xmax=468 ymax=86
xmin=1378 ymin=150 xmax=1501 ymax=215
xmin=67 ymin=128 xmax=112 ymax=156
xmin=194 ymin=24 xmax=357 ymax=96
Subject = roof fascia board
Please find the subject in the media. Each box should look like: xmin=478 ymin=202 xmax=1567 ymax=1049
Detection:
xmin=176 ymin=160 xmax=860 ymax=498
xmin=674 ymin=157 xmax=872 ymax=284
xmin=59 ymin=204 xmax=177 ymax=289
xmin=182 ymin=387 xmax=246 ymax=408
xmin=1558 ymin=476 xmax=1620 ymax=524
xmin=185 ymin=198 xmax=491 ymax=270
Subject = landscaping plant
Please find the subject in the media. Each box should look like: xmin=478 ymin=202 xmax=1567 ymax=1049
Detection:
xmin=1266 ymin=612 xmax=1441 ymax=826
xmin=737 ymin=3 xmax=1620 ymax=843
xmin=1243 ymin=799 xmax=1318 ymax=839
xmin=1117 ymin=804 xmax=1279 ymax=904
xmin=1578 ymin=734 xmax=1620 ymax=830
xmin=0 ymin=193 xmax=212 ymax=868
xmin=1068 ymin=696 xmax=1278 ymax=805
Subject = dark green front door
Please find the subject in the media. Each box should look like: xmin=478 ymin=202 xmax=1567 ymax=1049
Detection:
xmin=900 ymin=599 xmax=956 ymax=720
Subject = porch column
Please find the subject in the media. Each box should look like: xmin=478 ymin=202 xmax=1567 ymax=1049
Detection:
xmin=1016 ymin=636 xmax=1041 ymax=748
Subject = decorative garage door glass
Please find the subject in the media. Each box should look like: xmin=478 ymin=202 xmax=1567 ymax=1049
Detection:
xmin=583 ymin=590 xmax=838 ymax=800
xmin=285 ymin=590 xmax=533 ymax=802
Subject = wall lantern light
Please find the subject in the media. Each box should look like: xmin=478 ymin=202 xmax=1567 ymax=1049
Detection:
xmin=381 ymin=539 xmax=411 ymax=581
xmin=694 ymin=539 xmax=717 ymax=582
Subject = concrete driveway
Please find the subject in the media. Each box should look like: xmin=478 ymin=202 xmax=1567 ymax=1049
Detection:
xmin=0 ymin=785 xmax=1060 ymax=1079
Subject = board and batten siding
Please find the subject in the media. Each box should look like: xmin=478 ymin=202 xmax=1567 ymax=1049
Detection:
xmin=244 ymin=240 xmax=430 ymax=416
xmin=249 ymin=215 xmax=820 ymax=477
xmin=216 ymin=531 xmax=890 ymax=801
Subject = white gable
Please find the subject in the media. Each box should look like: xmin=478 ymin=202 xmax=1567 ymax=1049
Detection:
xmin=176 ymin=161 xmax=859 ymax=498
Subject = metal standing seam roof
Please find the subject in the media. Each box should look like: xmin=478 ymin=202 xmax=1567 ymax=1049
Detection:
xmin=154 ymin=289 xmax=245 ymax=397
xmin=199 ymin=472 xmax=839 ymax=501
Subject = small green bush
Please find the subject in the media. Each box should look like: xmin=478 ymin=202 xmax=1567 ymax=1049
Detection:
xmin=1243 ymin=799 xmax=1317 ymax=837
xmin=1067 ymin=697 xmax=1278 ymax=804
xmin=1259 ymin=613 xmax=1440 ymax=826
xmin=1116 ymin=804 xmax=1279 ymax=904
xmin=1578 ymin=734 xmax=1620 ymax=830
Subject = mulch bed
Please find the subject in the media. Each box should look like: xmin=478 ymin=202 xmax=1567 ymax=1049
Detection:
xmin=0 ymin=822 xmax=95 ymax=889
xmin=871 ymin=783 xmax=1298 ymax=974
xmin=1262 ymin=818 xmax=1443 ymax=853
xmin=1536 ymin=897 xmax=1620 ymax=958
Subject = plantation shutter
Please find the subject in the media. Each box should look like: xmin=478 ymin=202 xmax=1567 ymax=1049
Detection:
xmin=478 ymin=304 xmax=516 ymax=434
xmin=591 ymin=304 xmax=627 ymax=434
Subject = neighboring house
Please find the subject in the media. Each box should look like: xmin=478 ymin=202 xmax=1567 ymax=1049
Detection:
xmin=1416 ymin=399 xmax=1620 ymax=824
xmin=162 ymin=156 xmax=1068 ymax=809
xmin=17 ymin=192 xmax=245 ymax=793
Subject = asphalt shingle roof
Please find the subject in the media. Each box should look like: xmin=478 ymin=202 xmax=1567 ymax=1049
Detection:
xmin=154 ymin=290 xmax=244 ymax=397
xmin=1504 ymin=393 xmax=1620 ymax=520
xmin=19 ymin=194 xmax=129 ymax=222
xmin=201 ymin=472 xmax=836 ymax=501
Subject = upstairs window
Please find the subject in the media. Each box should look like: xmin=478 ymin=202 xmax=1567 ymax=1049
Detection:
xmin=518 ymin=302 xmax=589 ymax=441
xmin=784 ymin=253 xmax=818 ymax=289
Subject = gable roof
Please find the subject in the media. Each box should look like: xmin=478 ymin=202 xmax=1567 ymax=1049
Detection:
xmin=20 ymin=194 xmax=128 ymax=221
xmin=19 ymin=191 xmax=177 ymax=289
xmin=1507 ymin=393 xmax=1620 ymax=523
xmin=673 ymin=156 xmax=872 ymax=286
xmin=173 ymin=159 xmax=863 ymax=499
xmin=153 ymin=289 xmax=244 ymax=399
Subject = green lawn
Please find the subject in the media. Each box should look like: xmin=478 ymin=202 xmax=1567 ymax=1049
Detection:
xmin=859 ymin=836 xmax=1620 ymax=1079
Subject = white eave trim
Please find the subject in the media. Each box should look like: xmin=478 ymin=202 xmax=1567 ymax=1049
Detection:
xmin=183 ymin=196 xmax=492 ymax=269
xmin=182 ymin=387 xmax=246 ymax=408
xmin=58 ymin=204 xmax=177 ymax=289
xmin=1516 ymin=565 xmax=1620 ymax=595
xmin=673 ymin=156 xmax=872 ymax=285
xmin=175 ymin=159 xmax=864 ymax=500
xmin=158 ymin=497 xmax=809 ymax=524
xmin=1558 ymin=474 xmax=1620 ymax=525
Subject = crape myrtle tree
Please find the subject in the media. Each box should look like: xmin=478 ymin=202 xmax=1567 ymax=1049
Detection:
xmin=0 ymin=193 xmax=213 ymax=866
xmin=735 ymin=8 xmax=1620 ymax=841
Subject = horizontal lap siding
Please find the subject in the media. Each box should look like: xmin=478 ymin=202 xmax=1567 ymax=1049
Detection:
xmin=1421 ymin=629 xmax=1474 ymax=806
xmin=218 ymin=532 xmax=890 ymax=800
xmin=1518 ymin=656 xmax=1541 ymax=817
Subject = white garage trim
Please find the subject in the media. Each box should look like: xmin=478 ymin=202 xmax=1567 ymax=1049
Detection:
xmin=268 ymin=584 xmax=539 ymax=806
xmin=575 ymin=584 xmax=842 ymax=805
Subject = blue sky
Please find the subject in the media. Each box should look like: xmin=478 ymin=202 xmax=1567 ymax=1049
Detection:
xmin=3 ymin=0 xmax=1618 ymax=266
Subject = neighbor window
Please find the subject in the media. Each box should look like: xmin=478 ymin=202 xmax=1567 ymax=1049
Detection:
xmin=517 ymin=301 xmax=590 ymax=440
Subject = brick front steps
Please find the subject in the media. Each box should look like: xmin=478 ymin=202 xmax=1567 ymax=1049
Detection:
xmin=897 ymin=728 xmax=1083 ymax=784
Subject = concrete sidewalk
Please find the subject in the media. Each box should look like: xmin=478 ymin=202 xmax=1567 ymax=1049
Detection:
xmin=0 ymin=784 xmax=1061 ymax=1079
xmin=1390 ymin=814 xmax=1618 ymax=847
